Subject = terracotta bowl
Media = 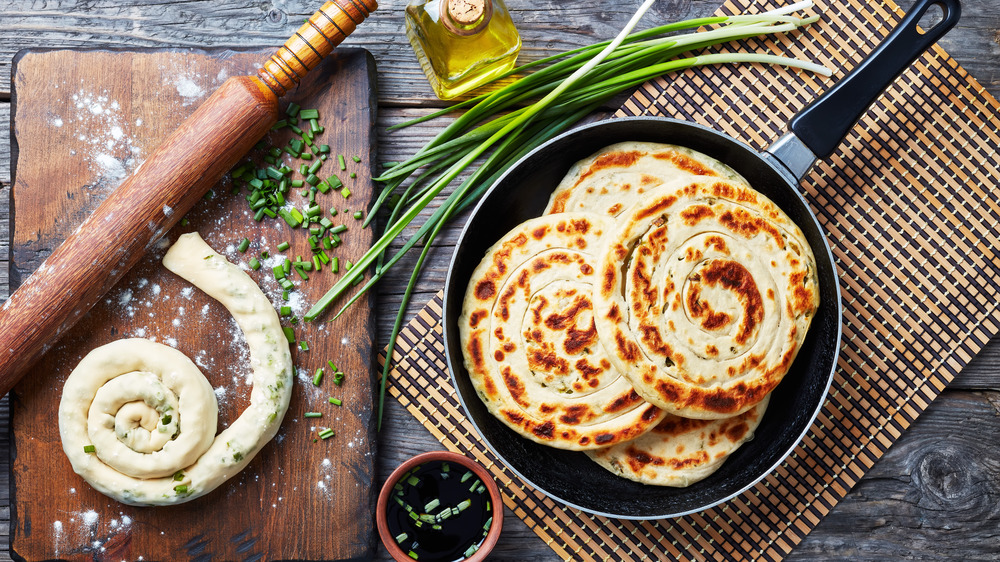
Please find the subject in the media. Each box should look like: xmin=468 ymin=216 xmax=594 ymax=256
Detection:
xmin=377 ymin=450 xmax=504 ymax=562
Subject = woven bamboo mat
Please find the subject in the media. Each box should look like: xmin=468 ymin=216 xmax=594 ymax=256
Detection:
xmin=380 ymin=0 xmax=1000 ymax=559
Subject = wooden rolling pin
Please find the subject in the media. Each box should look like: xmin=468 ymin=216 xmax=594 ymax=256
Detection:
xmin=0 ymin=0 xmax=378 ymax=395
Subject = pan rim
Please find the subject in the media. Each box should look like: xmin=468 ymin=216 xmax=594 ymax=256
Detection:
xmin=442 ymin=115 xmax=842 ymax=519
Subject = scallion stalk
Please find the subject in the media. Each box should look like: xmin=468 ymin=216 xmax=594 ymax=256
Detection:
xmin=303 ymin=1 xmax=830 ymax=430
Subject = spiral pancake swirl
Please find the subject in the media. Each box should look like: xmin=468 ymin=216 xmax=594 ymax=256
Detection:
xmin=594 ymin=178 xmax=819 ymax=419
xmin=59 ymin=232 xmax=293 ymax=506
xmin=460 ymin=213 xmax=665 ymax=450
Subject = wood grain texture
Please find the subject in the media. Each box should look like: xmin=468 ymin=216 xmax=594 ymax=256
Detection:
xmin=8 ymin=48 xmax=378 ymax=560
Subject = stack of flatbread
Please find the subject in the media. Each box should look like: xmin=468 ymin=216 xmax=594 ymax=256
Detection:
xmin=459 ymin=142 xmax=819 ymax=486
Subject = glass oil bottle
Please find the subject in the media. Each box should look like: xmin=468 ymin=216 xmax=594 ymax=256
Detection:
xmin=405 ymin=0 xmax=521 ymax=100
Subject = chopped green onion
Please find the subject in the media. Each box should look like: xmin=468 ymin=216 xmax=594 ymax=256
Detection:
xmin=84 ymin=445 xmax=96 ymax=454
xmin=352 ymin=155 xmax=361 ymax=163
xmin=282 ymin=327 xmax=295 ymax=343
xmin=318 ymin=428 xmax=335 ymax=439
xmin=337 ymin=154 xmax=347 ymax=170
xmin=286 ymin=102 xmax=301 ymax=117
xmin=299 ymin=109 xmax=320 ymax=120
xmin=174 ymin=484 xmax=189 ymax=494
xmin=237 ymin=238 xmax=250 ymax=253
xmin=304 ymin=412 xmax=322 ymax=418
xmin=329 ymin=397 xmax=342 ymax=406
xmin=249 ymin=257 xmax=261 ymax=270
xmin=313 ymin=368 xmax=324 ymax=386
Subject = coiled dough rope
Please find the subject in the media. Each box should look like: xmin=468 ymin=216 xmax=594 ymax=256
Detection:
xmin=58 ymin=232 xmax=293 ymax=506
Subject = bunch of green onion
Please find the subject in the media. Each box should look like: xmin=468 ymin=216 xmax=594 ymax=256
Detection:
xmin=303 ymin=0 xmax=831 ymax=427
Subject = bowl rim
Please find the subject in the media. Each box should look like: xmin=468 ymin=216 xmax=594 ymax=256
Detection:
xmin=376 ymin=450 xmax=505 ymax=561
xmin=441 ymin=115 xmax=841 ymax=519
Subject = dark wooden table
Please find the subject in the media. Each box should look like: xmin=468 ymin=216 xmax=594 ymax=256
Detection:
xmin=2 ymin=1 xmax=1000 ymax=560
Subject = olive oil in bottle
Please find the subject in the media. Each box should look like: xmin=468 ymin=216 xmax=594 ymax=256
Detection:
xmin=405 ymin=0 xmax=521 ymax=100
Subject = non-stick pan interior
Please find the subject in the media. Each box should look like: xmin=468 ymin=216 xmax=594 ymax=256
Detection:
xmin=443 ymin=117 xmax=840 ymax=519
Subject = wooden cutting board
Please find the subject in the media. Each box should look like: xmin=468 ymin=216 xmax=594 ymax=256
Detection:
xmin=9 ymin=47 xmax=378 ymax=560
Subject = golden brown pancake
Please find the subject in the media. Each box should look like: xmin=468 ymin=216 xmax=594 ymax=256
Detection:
xmin=459 ymin=213 xmax=665 ymax=450
xmin=544 ymin=142 xmax=747 ymax=218
xmin=586 ymin=395 xmax=770 ymax=486
xmin=593 ymin=177 xmax=819 ymax=419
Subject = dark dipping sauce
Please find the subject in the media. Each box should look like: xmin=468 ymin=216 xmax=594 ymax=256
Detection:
xmin=385 ymin=460 xmax=493 ymax=561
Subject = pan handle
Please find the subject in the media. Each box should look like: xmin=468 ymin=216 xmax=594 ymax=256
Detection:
xmin=788 ymin=0 xmax=961 ymax=160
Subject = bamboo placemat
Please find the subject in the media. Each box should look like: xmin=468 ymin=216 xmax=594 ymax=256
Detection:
xmin=381 ymin=0 xmax=1000 ymax=559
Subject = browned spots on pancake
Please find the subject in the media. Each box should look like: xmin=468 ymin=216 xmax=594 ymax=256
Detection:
xmin=654 ymin=151 xmax=719 ymax=176
xmin=588 ymin=378 xmax=600 ymax=388
xmin=624 ymin=446 xmax=661 ymax=471
xmin=559 ymin=404 xmax=593 ymax=425
xmin=687 ymin=284 xmax=730 ymax=331
xmin=482 ymin=375 xmax=497 ymax=398
xmin=642 ymin=404 xmax=661 ymax=422
xmin=564 ymin=323 xmax=597 ymax=355
xmin=710 ymin=181 xmax=757 ymax=204
xmin=467 ymin=338 xmax=485 ymax=371
xmin=608 ymin=203 xmax=623 ymax=215
xmin=531 ymin=259 xmax=551 ymax=273
xmin=469 ymin=309 xmax=487 ymax=329
xmin=594 ymin=433 xmax=616 ymax=445
xmin=705 ymin=345 xmax=718 ymax=357
xmin=516 ymin=269 xmax=530 ymax=288
xmin=615 ymin=331 xmax=640 ymax=362
xmin=685 ymin=247 xmax=704 ymax=262
xmin=718 ymin=208 xmax=783 ymax=247
xmin=655 ymin=416 xmax=712 ymax=436
xmin=641 ymin=173 xmax=660 ymax=186
xmin=539 ymin=404 xmax=556 ymax=414
xmin=570 ymin=218 xmax=592 ymax=234
xmin=549 ymin=190 xmax=570 ymax=214
xmin=655 ymin=380 xmax=683 ymax=404
xmin=502 ymin=410 xmax=524 ymax=425
xmin=502 ymin=367 xmax=528 ymax=406
xmin=681 ymin=204 xmax=714 ymax=225
xmin=767 ymin=288 xmax=775 ymax=301
xmin=474 ymin=280 xmax=495 ymax=300
xmin=580 ymin=263 xmax=593 ymax=275
xmin=724 ymin=421 xmax=750 ymax=443
xmin=705 ymin=235 xmax=728 ymax=253
xmin=666 ymin=451 xmax=710 ymax=471
xmin=544 ymin=297 xmax=590 ymax=331
xmin=494 ymin=327 xmax=504 ymax=340
xmin=636 ymin=195 xmax=678 ymax=221
xmin=498 ymin=283 xmax=516 ymax=321
xmin=503 ymin=342 xmax=516 ymax=353
xmin=530 ymin=295 xmax=547 ymax=325
xmin=575 ymin=358 xmax=603 ymax=379
xmin=494 ymin=350 xmax=505 ymax=361
xmin=606 ymin=389 xmax=643 ymax=413
xmin=578 ymin=436 xmax=591 ymax=446
xmin=577 ymin=150 xmax=644 ymax=184
xmin=639 ymin=324 xmax=672 ymax=357
xmin=607 ymin=303 xmax=622 ymax=322
xmin=789 ymin=270 xmax=816 ymax=313
xmin=532 ymin=225 xmax=549 ymax=240
xmin=533 ymin=421 xmax=556 ymax=440
xmin=698 ymin=260 xmax=763 ymax=344
xmin=528 ymin=348 xmax=569 ymax=375
xmin=702 ymin=390 xmax=738 ymax=413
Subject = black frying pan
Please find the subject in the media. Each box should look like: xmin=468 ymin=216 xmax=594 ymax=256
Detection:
xmin=442 ymin=0 xmax=961 ymax=519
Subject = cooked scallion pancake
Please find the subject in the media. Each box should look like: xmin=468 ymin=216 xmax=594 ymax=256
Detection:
xmin=544 ymin=142 xmax=747 ymax=218
xmin=459 ymin=213 xmax=665 ymax=450
xmin=586 ymin=395 xmax=770 ymax=487
xmin=593 ymin=177 xmax=819 ymax=419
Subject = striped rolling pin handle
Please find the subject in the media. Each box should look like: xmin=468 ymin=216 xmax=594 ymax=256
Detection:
xmin=258 ymin=0 xmax=378 ymax=97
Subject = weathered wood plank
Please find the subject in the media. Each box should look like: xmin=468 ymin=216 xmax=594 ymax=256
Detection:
xmin=0 ymin=104 xmax=8 ymax=183
xmin=11 ymin=0 xmax=994 ymax=106
xmin=789 ymin=390 xmax=1000 ymax=560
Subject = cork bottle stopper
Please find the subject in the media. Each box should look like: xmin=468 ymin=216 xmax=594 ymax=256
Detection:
xmin=442 ymin=0 xmax=492 ymax=35
xmin=448 ymin=0 xmax=485 ymax=25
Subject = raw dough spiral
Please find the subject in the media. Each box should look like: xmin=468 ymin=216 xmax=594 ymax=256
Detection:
xmin=58 ymin=232 xmax=293 ymax=506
